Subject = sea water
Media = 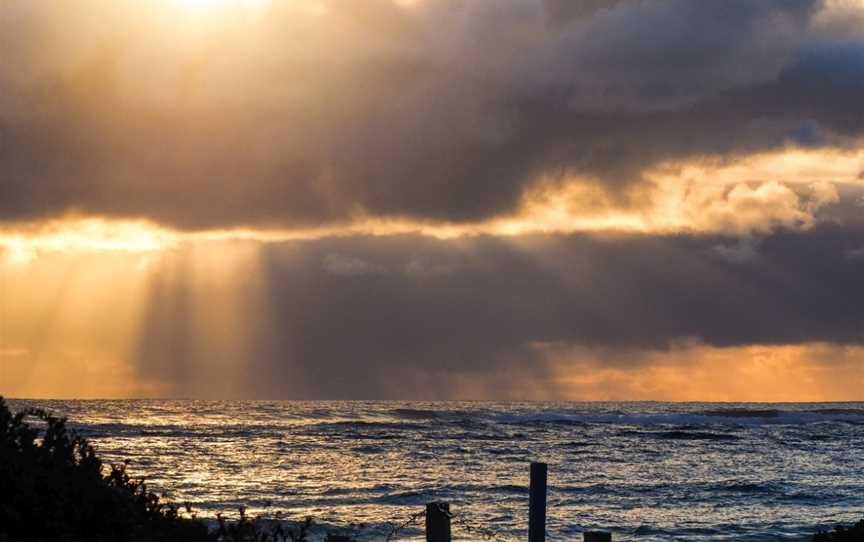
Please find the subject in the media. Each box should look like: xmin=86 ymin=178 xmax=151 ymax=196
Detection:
xmin=9 ymin=400 xmax=864 ymax=541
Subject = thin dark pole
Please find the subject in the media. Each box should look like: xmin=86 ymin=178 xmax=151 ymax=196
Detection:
xmin=425 ymin=502 xmax=451 ymax=542
xmin=529 ymin=462 xmax=547 ymax=542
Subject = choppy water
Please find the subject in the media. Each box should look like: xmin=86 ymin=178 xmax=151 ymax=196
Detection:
xmin=9 ymin=400 xmax=864 ymax=541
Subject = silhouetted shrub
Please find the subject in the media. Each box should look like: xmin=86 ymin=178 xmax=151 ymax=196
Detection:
xmin=0 ymin=397 xmax=308 ymax=542
xmin=814 ymin=520 xmax=864 ymax=541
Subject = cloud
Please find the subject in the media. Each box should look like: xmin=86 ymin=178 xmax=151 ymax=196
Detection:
xmin=130 ymin=224 xmax=864 ymax=398
xmin=4 ymin=0 xmax=864 ymax=399
xmin=808 ymin=180 xmax=841 ymax=209
xmin=1 ymin=0 xmax=863 ymax=230
xmin=684 ymin=181 xmax=818 ymax=234
xmin=712 ymin=237 xmax=762 ymax=264
xmin=323 ymin=253 xmax=385 ymax=276
xmin=845 ymin=246 xmax=864 ymax=259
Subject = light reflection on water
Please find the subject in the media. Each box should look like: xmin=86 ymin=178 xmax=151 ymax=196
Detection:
xmin=11 ymin=400 xmax=864 ymax=541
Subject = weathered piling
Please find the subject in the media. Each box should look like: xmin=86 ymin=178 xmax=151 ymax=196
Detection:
xmin=425 ymin=502 xmax=452 ymax=542
xmin=528 ymin=462 xmax=548 ymax=542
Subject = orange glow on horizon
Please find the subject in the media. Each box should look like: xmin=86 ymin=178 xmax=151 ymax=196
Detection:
xmin=546 ymin=343 xmax=864 ymax=402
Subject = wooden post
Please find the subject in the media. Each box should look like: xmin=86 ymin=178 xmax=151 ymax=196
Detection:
xmin=584 ymin=532 xmax=612 ymax=542
xmin=528 ymin=462 xmax=547 ymax=542
xmin=426 ymin=502 xmax=451 ymax=542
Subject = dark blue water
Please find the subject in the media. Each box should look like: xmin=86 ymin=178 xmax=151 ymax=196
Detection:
xmin=11 ymin=400 xmax=864 ymax=540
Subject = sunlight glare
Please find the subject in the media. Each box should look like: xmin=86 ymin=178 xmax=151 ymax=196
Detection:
xmin=0 ymin=219 xmax=177 ymax=266
xmin=175 ymin=0 xmax=269 ymax=11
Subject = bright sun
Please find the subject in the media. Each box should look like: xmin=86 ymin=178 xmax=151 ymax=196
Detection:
xmin=177 ymin=0 xmax=269 ymax=11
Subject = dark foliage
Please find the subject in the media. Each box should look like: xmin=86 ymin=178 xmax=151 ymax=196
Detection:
xmin=0 ymin=397 xmax=310 ymax=542
xmin=814 ymin=520 xmax=864 ymax=541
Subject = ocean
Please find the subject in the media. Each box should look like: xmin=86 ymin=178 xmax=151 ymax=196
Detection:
xmin=9 ymin=400 xmax=864 ymax=541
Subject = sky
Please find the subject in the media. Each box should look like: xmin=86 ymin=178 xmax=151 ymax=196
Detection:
xmin=1 ymin=0 xmax=864 ymax=400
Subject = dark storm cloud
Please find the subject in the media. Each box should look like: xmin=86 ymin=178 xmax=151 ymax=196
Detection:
xmin=134 ymin=224 xmax=864 ymax=398
xmin=1 ymin=0 xmax=863 ymax=229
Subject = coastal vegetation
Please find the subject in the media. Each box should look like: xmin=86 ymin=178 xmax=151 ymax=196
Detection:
xmin=814 ymin=521 xmax=864 ymax=541
xmin=0 ymin=397 xmax=313 ymax=542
